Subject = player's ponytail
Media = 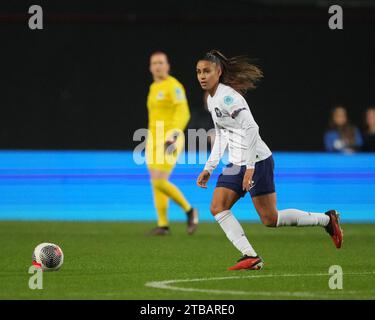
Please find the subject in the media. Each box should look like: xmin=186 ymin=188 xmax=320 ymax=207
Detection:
xmin=202 ymin=49 xmax=263 ymax=95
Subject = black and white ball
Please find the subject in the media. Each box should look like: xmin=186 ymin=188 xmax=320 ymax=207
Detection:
xmin=32 ymin=243 xmax=64 ymax=271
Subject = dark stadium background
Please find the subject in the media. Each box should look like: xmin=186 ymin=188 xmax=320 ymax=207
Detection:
xmin=1 ymin=0 xmax=374 ymax=151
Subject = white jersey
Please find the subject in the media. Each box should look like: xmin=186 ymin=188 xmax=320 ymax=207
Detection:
xmin=204 ymin=83 xmax=272 ymax=174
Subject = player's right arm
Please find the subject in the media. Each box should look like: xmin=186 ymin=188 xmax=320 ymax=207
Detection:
xmin=197 ymin=123 xmax=228 ymax=188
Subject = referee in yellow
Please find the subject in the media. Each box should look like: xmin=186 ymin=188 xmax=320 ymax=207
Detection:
xmin=146 ymin=51 xmax=198 ymax=235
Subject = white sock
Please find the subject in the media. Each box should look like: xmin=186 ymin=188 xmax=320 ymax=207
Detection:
xmin=214 ymin=210 xmax=257 ymax=257
xmin=276 ymin=209 xmax=330 ymax=227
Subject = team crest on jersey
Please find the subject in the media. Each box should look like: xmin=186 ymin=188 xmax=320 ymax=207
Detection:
xmin=156 ymin=91 xmax=164 ymax=100
xmin=223 ymin=95 xmax=234 ymax=106
xmin=214 ymin=107 xmax=223 ymax=117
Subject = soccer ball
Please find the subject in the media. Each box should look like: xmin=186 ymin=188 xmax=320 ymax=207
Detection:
xmin=32 ymin=243 xmax=64 ymax=271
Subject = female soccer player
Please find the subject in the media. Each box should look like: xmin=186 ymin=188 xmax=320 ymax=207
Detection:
xmin=196 ymin=50 xmax=343 ymax=270
xmin=146 ymin=51 xmax=198 ymax=235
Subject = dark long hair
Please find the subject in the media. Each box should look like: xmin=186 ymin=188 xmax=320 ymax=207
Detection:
xmin=329 ymin=106 xmax=357 ymax=147
xmin=200 ymin=49 xmax=263 ymax=95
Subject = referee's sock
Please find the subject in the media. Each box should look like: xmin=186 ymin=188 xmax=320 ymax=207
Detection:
xmin=215 ymin=210 xmax=257 ymax=257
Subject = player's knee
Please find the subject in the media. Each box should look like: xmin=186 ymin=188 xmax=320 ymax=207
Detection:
xmin=151 ymin=178 xmax=166 ymax=190
xmin=210 ymin=203 xmax=227 ymax=216
xmin=260 ymin=211 xmax=278 ymax=227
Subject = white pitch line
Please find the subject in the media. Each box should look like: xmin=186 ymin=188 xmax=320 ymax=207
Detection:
xmin=145 ymin=271 xmax=375 ymax=298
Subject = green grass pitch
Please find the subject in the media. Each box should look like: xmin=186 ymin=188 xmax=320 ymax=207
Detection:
xmin=0 ymin=221 xmax=374 ymax=300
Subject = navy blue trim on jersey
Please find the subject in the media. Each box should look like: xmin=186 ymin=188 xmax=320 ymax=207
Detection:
xmin=216 ymin=156 xmax=275 ymax=198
